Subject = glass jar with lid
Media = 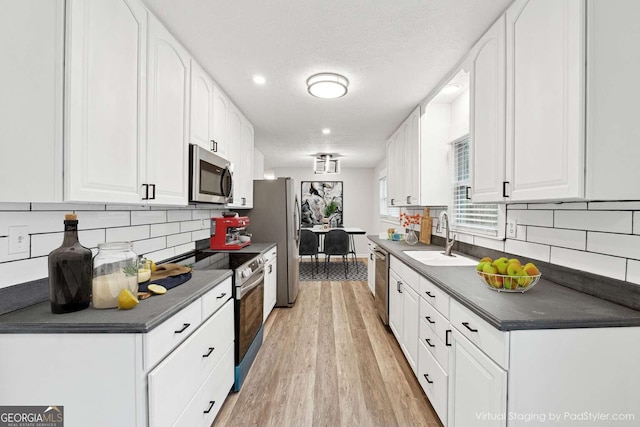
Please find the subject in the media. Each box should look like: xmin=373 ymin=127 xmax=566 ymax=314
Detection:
xmin=92 ymin=242 xmax=138 ymax=309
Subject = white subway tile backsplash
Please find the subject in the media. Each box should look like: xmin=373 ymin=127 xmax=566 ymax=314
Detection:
xmin=191 ymin=229 xmax=210 ymax=241
xmin=174 ymin=242 xmax=195 ymax=256
xmin=180 ymin=220 xmax=204 ymax=233
xmin=191 ymin=209 xmax=212 ymax=220
xmin=167 ymin=210 xmax=192 ymax=222
xmin=587 ymin=232 xmax=640 ymax=260
xmin=588 ymin=201 xmax=640 ymax=211
xmin=105 ymin=225 xmax=150 ymax=243
xmin=132 ymin=237 xmax=166 ymax=256
xmin=527 ymin=226 xmax=586 ymax=250
xmin=31 ymin=229 xmax=106 ymax=257
xmin=78 ymin=211 xmax=130 ymax=230
xmin=627 ymin=260 xmax=640 ymax=285
xmin=473 ymin=236 xmax=505 ymax=252
xmin=0 ymin=237 xmax=30 ymax=263
xmin=506 ymin=209 xmax=553 ymax=227
xmin=528 ymin=202 xmax=588 ymax=210
xmin=505 ymin=239 xmax=550 ymax=262
xmin=131 ymin=210 xmax=166 ymax=225
xmin=634 ymin=212 xmax=640 ymax=235
xmin=167 ymin=232 xmax=191 ymax=247
xmin=515 ymin=225 xmax=527 ymax=241
xmin=145 ymin=247 xmax=176 ymax=263
xmin=31 ymin=203 xmax=106 ymax=211
xmin=0 ymin=203 xmax=30 ymax=211
xmin=551 ymin=247 xmax=627 ymax=281
xmin=0 ymin=211 xmax=62 ymax=236
xmin=554 ymin=211 xmax=632 ymax=233
xmin=106 ymin=204 xmax=150 ymax=211
xmin=0 ymin=257 xmax=48 ymax=290
xmin=150 ymin=222 xmax=181 ymax=238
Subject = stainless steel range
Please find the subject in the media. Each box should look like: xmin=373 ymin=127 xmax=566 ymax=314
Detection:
xmin=173 ymin=250 xmax=265 ymax=392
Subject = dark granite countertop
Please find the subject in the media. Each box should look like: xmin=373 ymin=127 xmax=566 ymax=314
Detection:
xmin=0 ymin=270 xmax=232 ymax=334
xmin=369 ymin=236 xmax=640 ymax=331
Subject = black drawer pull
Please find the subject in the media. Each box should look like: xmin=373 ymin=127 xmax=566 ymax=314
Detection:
xmin=425 ymin=316 xmax=435 ymax=324
xmin=423 ymin=374 xmax=433 ymax=384
xmin=446 ymin=329 xmax=452 ymax=346
xmin=425 ymin=291 xmax=435 ymax=298
xmin=425 ymin=338 xmax=435 ymax=348
xmin=174 ymin=323 xmax=191 ymax=333
xmin=462 ymin=322 xmax=478 ymax=333
xmin=202 ymin=347 xmax=215 ymax=358
xmin=503 ymin=181 xmax=509 ymax=198
xmin=204 ymin=400 xmax=215 ymax=414
xmin=216 ymin=292 xmax=227 ymax=299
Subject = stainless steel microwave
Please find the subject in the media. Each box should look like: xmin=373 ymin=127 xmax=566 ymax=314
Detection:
xmin=189 ymin=144 xmax=233 ymax=204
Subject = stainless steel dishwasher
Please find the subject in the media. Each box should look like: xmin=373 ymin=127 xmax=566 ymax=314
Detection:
xmin=374 ymin=247 xmax=389 ymax=325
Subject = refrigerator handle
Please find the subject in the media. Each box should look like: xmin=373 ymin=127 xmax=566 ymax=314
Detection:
xmin=294 ymin=195 xmax=301 ymax=246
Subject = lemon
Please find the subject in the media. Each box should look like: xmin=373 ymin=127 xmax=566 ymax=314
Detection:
xmin=118 ymin=289 xmax=139 ymax=310
xmin=147 ymin=284 xmax=167 ymax=295
xmin=138 ymin=268 xmax=151 ymax=283
xmin=149 ymin=260 xmax=157 ymax=273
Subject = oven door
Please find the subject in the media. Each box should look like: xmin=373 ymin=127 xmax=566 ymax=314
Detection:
xmin=189 ymin=144 xmax=233 ymax=203
xmin=235 ymin=269 xmax=265 ymax=364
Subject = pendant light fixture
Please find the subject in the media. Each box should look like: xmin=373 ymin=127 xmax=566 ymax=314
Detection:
xmin=307 ymin=73 xmax=349 ymax=99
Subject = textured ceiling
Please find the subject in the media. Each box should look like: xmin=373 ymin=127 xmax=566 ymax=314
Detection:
xmin=142 ymin=0 xmax=512 ymax=170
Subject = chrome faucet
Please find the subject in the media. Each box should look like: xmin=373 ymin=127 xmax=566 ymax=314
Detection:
xmin=437 ymin=211 xmax=456 ymax=256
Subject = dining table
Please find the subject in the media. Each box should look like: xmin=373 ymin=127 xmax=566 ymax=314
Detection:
xmin=304 ymin=226 xmax=366 ymax=264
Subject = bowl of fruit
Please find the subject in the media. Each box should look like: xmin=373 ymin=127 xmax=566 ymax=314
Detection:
xmin=476 ymin=257 xmax=541 ymax=293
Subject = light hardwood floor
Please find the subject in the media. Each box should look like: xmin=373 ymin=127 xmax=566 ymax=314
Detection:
xmin=214 ymin=266 xmax=442 ymax=427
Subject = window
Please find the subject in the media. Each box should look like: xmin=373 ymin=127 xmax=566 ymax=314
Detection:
xmin=379 ymin=177 xmax=400 ymax=220
xmin=451 ymin=137 xmax=500 ymax=236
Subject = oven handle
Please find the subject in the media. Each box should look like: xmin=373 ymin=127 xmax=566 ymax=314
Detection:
xmin=237 ymin=271 xmax=265 ymax=299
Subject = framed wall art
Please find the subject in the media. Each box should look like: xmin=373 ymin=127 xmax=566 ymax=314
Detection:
xmin=300 ymin=181 xmax=343 ymax=227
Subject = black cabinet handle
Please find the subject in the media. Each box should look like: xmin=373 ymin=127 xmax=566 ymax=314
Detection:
xmin=425 ymin=291 xmax=435 ymax=298
xmin=242 ymin=197 xmax=246 ymax=206
xmin=204 ymin=400 xmax=215 ymax=414
xmin=462 ymin=322 xmax=478 ymax=332
xmin=406 ymin=196 xmax=411 ymax=204
xmin=466 ymin=186 xmax=471 ymax=200
xmin=503 ymin=181 xmax=509 ymax=198
xmin=202 ymin=347 xmax=215 ymax=358
xmin=370 ymin=253 xmax=373 ymax=261
xmin=423 ymin=374 xmax=433 ymax=384
xmin=142 ymin=184 xmax=149 ymax=200
xmin=397 ymin=281 xmax=403 ymax=293
xmin=149 ymin=183 xmax=156 ymax=200
xmin=425 ymin=338 xmax=435 ymax=348
xmin=390 ymin=198 xmax=395 ymax=206
xmin=216 ymin=292 xmax=227 ymax=299
xmin=446 ymin=329 xmax=452 ymax=346
xmin=174 ymin=323 xmax=191 ymax=333
xmin=268 ymin=264 xmax=273 ymax=274
xmin=211 ymin=140 xmax=218 ymax=152
xmin=425 ymin=316 xmax=435 ymax=324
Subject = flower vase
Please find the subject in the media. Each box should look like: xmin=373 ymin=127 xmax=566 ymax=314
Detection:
xmin=406 ymin=229 xmax=418 ymax=245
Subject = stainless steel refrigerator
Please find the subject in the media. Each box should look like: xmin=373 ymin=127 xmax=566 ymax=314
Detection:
xmin=247 ymin=178 xmax=300 ymax=307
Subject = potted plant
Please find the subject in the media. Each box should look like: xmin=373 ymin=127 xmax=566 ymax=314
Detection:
xmin=323 ymin=200 xmax=339 ymax=229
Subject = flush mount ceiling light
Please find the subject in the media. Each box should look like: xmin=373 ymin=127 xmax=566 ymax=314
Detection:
xmin=307 ymin=73 xmax=349 ymax=99
xmin=252 ymin=75 xmax=266 ymax=85
xmin=314 ymin=154 xmax=340 ymax=174
xmin=441 ymin=83 xmax=462 ymax=94
xmin=322 ymin=128 xmax=331 ymax=135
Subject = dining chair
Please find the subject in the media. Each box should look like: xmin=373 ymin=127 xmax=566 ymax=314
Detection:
xmin=322 ymin=229 xmax=350 ymax=279
xmin=298 ymin=229 xmax=319 ymax=278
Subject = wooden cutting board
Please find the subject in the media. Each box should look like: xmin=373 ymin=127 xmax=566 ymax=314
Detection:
xmin=150 ymin=263 xmax=192 ymax=281
xmin=420 ymin=208 xmax=432 ymax=244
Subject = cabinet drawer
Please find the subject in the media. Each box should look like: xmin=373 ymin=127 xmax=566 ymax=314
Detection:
xmin=148 ymin=299 xmax=233 ymax=426
xmin=450 ymin=300 xmax=509 ymax=369
xmin=418 ymin=341 xmax=448 ymax=426
xmin=419 ymin=276 xmax=450 ymax=318
xmin=174 ymin=342 xmax=234 ymax=427
xmin=419 ymin=318 xmax=449 ymax=372
xmin=201 ymin=277 xmax=233 ymax=321
xmin=419 ymin=297 xmax=449 ymax=345
xmin=263 ymin=247 xmax=277 ymax=263
xmin=145 ymin=299 xmax=202 ymax=369
xmin=390 ymin=256 xmax=419 ymax=293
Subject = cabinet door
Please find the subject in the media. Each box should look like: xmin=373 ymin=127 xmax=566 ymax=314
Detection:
xmin=505 ymin=0 xmax=585 ymax=201
xmin=225 ymin=103 xmax=242 ymax=207
xmin=386 ymin=137 xmax=396 ymax=206
xmin=402 ymin=283 xmax=419 ymax=374
xmin=65 ymin=0 xmax=147 ymax=203
xmin=189 ymin=60 xmax=214 ymax=151
xmin=146 ymin=14 xmax=189 ymax=205
xmin=240 ymin=117 xmax=255 ymax=208
xmin=212 ymin=85 xmax=229 ymax=158
xmin=367 ymin=250 xmax=375 ymax=296
xmin=388 ymin=269 xmax=404 ymax=342
xmin=404 ymin=107 xmax=421 ymax=205
xmin=0 ymin=0 xmax=64 ymax=202
xmin=470 ymin=14 xmax=506 ymax=203
xmin=449 ymin=329 xmax=507 ymax=427
xmin=392 ymin=128 xmax=405 ymax=206
xmin=263 ymin=258 xmax=277 ymax=321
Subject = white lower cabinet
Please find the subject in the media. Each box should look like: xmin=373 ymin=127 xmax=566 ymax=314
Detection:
xmin=418 ymin=341 xmax=448 ymax=425
xmin=263 ymin=247 xmax=277 ymax=321
xmin=389 ymin=256 xmax=419 ymax=374
xmin=367 ymin=240 xmax=376 ymax=296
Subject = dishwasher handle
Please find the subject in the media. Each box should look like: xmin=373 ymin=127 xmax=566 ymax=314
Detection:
xmin=374 ymin=250 xmax=387 ymax=261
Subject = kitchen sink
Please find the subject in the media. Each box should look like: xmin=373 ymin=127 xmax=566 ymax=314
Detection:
xmin=403 ymin=250 xmax=477 ymax=267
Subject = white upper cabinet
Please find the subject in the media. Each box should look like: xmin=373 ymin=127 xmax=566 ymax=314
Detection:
xmin=386 ymin=106 xmax=419 ymax=207
xmin=189 ymin=59 xmax=215 ymax=152
xmin=212 ymin=85 xmax=230 ymax=159
xmin=225 ymin=103 xmax=242 ymax=207
xmin=0 ymin=0 xmax=64 ymax=202
xmin=65 ymin=0 xmax=148 ymax=203
xmin=240 ymin=117 xmax=255 ymax=208
xmin=145 ymin=13 xmax=189 ymax=205
xmin=227 ymin=104 xmax=254 ymax=209
xmin=469 ymin=14 xmax=506 ymax=204
xmin=420 ymin=102 xmax=452 ymax=207
xmin=505 ymin=0 xmax=585 ymax=202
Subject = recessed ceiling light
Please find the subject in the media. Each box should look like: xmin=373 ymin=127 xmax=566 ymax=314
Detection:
xmin=441 ymin=83 xmax=461 ymax=94
xmin=253 ymin=75 xmax=266 ymax=85
xmin=307 ymin=73 xmax=349 ymax=99
xmin=322 ymin=128 xmax=331 ymax=135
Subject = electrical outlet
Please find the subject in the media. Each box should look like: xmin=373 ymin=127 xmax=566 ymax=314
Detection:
xmin=9 ymin=225 xmax=29 ymax=254
xmin=506 ymin=218 xmax=517 ymax=238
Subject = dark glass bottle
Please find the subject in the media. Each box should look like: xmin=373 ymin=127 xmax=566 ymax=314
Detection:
xmin=48 ymin=213 xmax=93 ymax=313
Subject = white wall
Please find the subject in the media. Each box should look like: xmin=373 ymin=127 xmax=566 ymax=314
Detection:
xmin=273 ymin=167 xmax=376 ymax=256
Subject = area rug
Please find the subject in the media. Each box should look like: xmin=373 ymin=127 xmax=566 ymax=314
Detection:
xmin=299 ymin=260 xmax=368 ymax=281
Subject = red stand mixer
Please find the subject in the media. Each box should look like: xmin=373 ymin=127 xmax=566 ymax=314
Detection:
xmin=210 ymin=216 xmax=251 ymax=250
